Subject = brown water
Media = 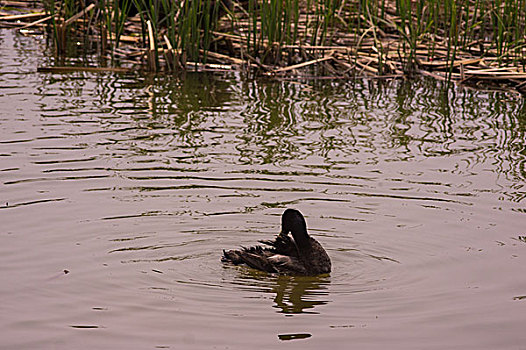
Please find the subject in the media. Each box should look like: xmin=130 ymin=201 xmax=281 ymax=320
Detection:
xmin=1 ymin=29 xmax=525 ymax=349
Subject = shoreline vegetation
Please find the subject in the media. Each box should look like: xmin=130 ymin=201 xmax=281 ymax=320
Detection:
xmin=1 ymin=0 xmax=526 ymax=92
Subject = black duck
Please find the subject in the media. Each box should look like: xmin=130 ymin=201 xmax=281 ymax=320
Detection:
xmin=222 ymin=209 xmax=331 ymax=275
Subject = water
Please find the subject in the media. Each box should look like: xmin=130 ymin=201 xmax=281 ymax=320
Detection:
xmin=1 ymin=29 xmax=525 ymax=349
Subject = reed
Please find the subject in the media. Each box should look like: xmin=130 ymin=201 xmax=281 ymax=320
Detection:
xmin=43 ymin=0 xmax=71 ymax=54
xmin=132 ymin=0 xmax=161 ymax=69
xmin=245 ymin=0 xmax=304 ymax=63
xmin=132 ymin=0 xmax=226 ymax=70
xmin=12 ymin=0 xmax=526 ymax=86
xmin=113 ymin=0 xmax=133 ymax=51
xmin=98 ymin=0 xmax=131 ymax=61
xmin=350 ymin=0 xmax=526 ymax=74
xmin=43 ymin=0 xmax=59 ymax=52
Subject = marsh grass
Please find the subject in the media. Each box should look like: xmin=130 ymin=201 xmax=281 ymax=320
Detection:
xmin=249 ymin=0 xmax=302 ymax=63
xmin=33 ymin=0 xmax=526 ymax=84
xmin=350 ymin=0 xmax=526 ymax=78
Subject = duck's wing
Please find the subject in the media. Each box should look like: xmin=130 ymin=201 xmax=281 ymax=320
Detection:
xmin=267 ymin=254 xmax=308 ymax=275
xmin=259 ymin=234 xmax=298 ymax=257
xmin=222 ymin=246 xmax=278 ymax=273
xmin=222 ymin=248 xmax=307 ymax=275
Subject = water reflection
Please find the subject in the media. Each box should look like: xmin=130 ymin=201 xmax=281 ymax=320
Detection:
xmin=271 ymin=275 xmax=330 ymax=314
xmin=233 ymin=270 xmax=331 ymax=315
xmin=27 ymin=65 xmax=526 ymax=207
xmin=239 ymin=81 xmax=300 ymax=164
xmin=31 ymin=64 xmax=526 ymax=180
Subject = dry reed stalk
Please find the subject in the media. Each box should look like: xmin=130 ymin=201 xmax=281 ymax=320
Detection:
xmin=37 ymin=66 xmax=131 ymax=73
xmin=419 ymin=70 xmax=447 ymax=80
xmin=466 ymin=67 xmax=524 ymax=73
xmin=464 ymin=72 xmax=526 ymax=79
xmin=146 ymin=20 xmax=157 ymax=71
xmin=55 ymin=21 xmax=66 ymax=54
xmin=355 ymin=60 xmax=378 ymax=74
xmin=64 ymin=3 xmax=95 ymax=26
xmin=1 ymin=0 xmax=31 ymax=6
xmin=282 ymin=44 xmax=353 ymax=52
xmin=210 ymin=31 xmax=244 ymax=42
xmin=419 ymin=58 xmax=482 ymax=67
xmin=164 ymin=35 xmax=183 ymax=70
xmin=200 ymin=50 xmax=246 ymax=65
xmin=0 ymin=12 xmax=45 ymax=20
xmin=184 ymin=61 xmax=233 ymax=71
xmin=269 ymin=54 xmax=334 ymax=74
xmin=18 ymin=14 xmax=56 ymax=29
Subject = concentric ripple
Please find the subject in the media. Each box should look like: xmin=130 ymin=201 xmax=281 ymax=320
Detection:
xmin=1 ymin=28 xmax=525 ymax=349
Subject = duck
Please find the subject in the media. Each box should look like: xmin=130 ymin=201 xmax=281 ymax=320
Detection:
xmin=222 ymin=209 xmax=331 ymax=275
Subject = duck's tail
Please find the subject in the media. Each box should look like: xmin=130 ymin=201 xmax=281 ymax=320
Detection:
xmin=221 ymin=249 xmax=243 ymax=264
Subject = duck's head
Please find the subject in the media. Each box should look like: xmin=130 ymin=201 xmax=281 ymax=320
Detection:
xmin=280 ymin=209 xmax=310 ymax=249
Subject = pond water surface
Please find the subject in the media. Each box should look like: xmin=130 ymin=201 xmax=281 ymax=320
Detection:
xmin=1 ymin=29 xmax=525 ymax=349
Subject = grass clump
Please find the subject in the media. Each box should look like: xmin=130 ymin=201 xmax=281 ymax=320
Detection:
xmin=2 ymin=0 xmax=524 ymax=90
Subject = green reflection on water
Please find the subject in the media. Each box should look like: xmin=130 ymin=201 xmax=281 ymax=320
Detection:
xmin=35 ymin=70 xmax=526 ymax=194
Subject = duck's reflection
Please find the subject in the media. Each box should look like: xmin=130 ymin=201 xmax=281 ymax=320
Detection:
xmin=234 ymin=269 xmax=331 ymax=314
xmin=272 ymin=274 xmax=330 ymax=314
